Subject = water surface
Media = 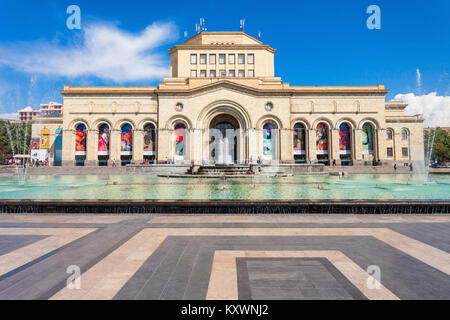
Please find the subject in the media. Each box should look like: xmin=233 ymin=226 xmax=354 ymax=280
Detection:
xmin=0 ymin=174 xmax=448 ymax=200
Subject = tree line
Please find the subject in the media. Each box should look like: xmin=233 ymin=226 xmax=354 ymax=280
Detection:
xmin=0 ymin=121 xmax=32 ymax=164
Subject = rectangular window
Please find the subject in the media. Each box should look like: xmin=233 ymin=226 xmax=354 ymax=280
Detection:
xmin=229 ymin=54 xmax=235 ymax=64
xmin=229 ymin=69 xmax=235 ymax=77
xmin=402 ymin=148 xmax=408 ymax=157
xmin=191 ymin=70 xmax=197 ymax=77
xmin=210 ymin=70 xmax=216 ymax=77
xmin=219 ymin=54 xmax=226 ymax=64
xmin=200 ymin=70 xmax=207 ymax=77
xmin=200 ymin=54 xmax=206 ymax=64
xmin=238 ymin=70 xmax=245 ymax=77
xmin=248 ymin=69 xmax=254 ymax=77
xmin=219 ymin=70 xmax=226 ymax=77
xmin=387 ymin=147 xmax=393 ymax=157
xmin=248 ymin=54 xmax=254 ymax=64
xmin=190 ymin=54 xmax=197 ymax=64
xmin=209 ymin=54 xmax=216 ymax=64
xmin=238 ymin=54 xmax=245 ymax=64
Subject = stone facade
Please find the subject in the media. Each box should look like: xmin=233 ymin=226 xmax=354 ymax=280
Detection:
xmin=52 ymin=31 xmax=424 ymax=167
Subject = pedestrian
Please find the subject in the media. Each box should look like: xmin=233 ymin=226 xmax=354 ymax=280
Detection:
xmin=112 ymin=159 xmax=117 ymax=167
xmin=409 ymin=163 xmax=413 ymax=172
xmin=332 ymin=159 xmax=336 ymax=166
xmin=394 ymin=163 xmax=397 ymax=173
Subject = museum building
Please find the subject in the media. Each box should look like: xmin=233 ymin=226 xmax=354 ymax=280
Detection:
xmin=34 ymin=31 xmax=424 ymax=166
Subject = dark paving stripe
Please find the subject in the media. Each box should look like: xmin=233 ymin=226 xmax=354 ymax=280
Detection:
xmin=114 ymin=235 xmax=450 ymax=300
xmin=236 ymin=258 xmax=252 ymax=300
xmin=237 ymin=258 xmax=366 ymax=300
xmin=0 ymin=218 xmax=149 ymax=300
xmin=389 ymin=223 xmax=450 ymax=253
xmin=0 ymin=223 xmax=110 ymax=229
xmin=0 ymin=235 xmax=48 ymax=255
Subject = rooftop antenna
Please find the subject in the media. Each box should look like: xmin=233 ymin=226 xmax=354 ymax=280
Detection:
xmin=240 ymin=19 xmax=245 ymax=32
xmin=196 ymin=18 xmax=206 ymax=33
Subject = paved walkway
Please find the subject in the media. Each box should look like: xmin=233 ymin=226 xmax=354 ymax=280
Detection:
xmin=0 ymin=214 xmax=449 ymax=300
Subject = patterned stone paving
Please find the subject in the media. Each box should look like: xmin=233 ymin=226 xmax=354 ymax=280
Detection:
xmin=0 ymin=214 xmax=448 ymax=300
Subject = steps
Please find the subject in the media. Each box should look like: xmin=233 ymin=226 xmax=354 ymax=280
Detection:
xmin=188 ymin=165 xmax=254 ymax=176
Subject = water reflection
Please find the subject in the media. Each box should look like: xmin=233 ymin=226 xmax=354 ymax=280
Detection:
xmin=0 ymin=174 xmax=448 ymax=200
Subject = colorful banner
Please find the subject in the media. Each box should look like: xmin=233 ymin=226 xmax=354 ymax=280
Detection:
xmin=362 ymin=123 xmax=374 ymax=155
xmin=293 ymin=123 xmax=305 ymax=155
xmin=316 ymin=123 xmax=328 ymax=154
xmin=75 ymin=123 xmax=87 ymax=155
xmin=339 ymin=123 xmax=351 ymax=155
xmin=263 ymin=123 xmax=274 ymax=158
xmin=174 ymin=124 xmax=185 ymax=157
xmin=54 ymin=128 xmax=63 ymax=164
xmin=143 ymin=124 xmax=155 ymax=155
xmin=40 ymin=128 xmax=50 ymax=149
xmin=121 ymin=123 xmax=133 ymax=155
xmin=31 ymin=138 xmax=40 ymax=150
xmin=98 ymin=124 xmax=110 ymax=155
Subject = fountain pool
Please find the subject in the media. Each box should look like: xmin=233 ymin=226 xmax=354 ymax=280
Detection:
xmin=0 ymin=174 xmax=449 ymax=200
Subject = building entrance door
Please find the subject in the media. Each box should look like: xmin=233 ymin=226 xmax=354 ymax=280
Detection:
xmin=210 ymin=122 xmax=237 ymax=164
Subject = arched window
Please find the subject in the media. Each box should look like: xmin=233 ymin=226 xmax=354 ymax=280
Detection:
xmin=98 ymin=124 xmax=110 ymax=155
xmin=339 ymin=123 xmax=351 ymax=155
xmin=120 ymin=123 xmax=133 ymax=154
xmin=75 ymin=124 xmax=87 ymax=155
xmin=144 ymin=123 xmax=156 ymax=156
xmin=293 ymin=123 xmax=306 ymax=153
xmin=386 ymin=129 xmax=393 ymax=140
xmin=362 ymin=123 xmax=374 ymax=155
xmin=262 ymin=123 xmax=275 ymax=160
xmin=316 ymin=122 xmax=330 ymax=165
xmin=174 ymin=123 xmax=186 ymax=159
xmin=401 ymin=128 xmax=409 ymax=141
xmin=316 ymin=123 xmax=329 ymax=154
xmin=293 ymin=123 xmax=306 ymax=163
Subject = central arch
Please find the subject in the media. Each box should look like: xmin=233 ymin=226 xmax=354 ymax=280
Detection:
xmin=209 ymin=114 xmax=240 ymax=164
xmin=199 ymin=101 xmax=250 ymax=164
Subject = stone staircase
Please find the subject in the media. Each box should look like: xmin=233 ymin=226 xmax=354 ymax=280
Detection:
xmin=188 ymin=164 xmax=255 ymax=176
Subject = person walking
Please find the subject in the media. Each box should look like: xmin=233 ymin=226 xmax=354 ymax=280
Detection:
xmin=394 ymin=162 xmax=397 ymax=173
xmin=409 ymin=163 xmax=413 ymax=172
xmin=112 ymin=159 xmax=117 ymax=167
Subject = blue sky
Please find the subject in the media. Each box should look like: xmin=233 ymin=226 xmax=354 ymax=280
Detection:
xmin=0 ymin=0 xmax=448 ymax=125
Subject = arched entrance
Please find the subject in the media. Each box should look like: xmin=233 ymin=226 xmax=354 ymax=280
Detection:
xmin=209 ymin=115 xmax=240 ymax=164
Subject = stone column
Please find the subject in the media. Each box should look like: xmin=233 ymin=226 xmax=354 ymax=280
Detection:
xmin=192 ymin=128 xmax=203 ymax=165
xmin=86 ymin=129 xmax=97 ymax=166
xmin=308 ymin=129 xmax=317 ymax=162
xmin=62 ymin=129 xmax=74 ymax=166
xmin=157 ymin=129 xmax=171 ymax=163
xmin=280 ymin=129 xmax=291 ymax=162
xmin=109 ymin=129 xmax=120 ymax=165
xmin=248 ymin=128 xmax=258 ymax=164
xmin=133 ymin=129 xmax=143 ymax=163
xmin=331 ymin=128 xmax=340 ymax=165
xmin=354 ymin=129 xmax=363 ymax=165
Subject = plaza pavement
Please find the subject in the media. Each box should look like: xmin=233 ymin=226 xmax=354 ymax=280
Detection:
xmin=0 ymin=214 xmax=449 ymax=300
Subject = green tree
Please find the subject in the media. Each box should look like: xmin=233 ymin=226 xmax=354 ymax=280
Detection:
xmin=424 ymin=127 xmax=450 ymax=163
xmin=0 ymin=121 xmax=32 ymax=164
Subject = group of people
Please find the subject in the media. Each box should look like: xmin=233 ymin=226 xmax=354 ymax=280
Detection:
xmin=7 ymin=158 xmax=49 ymax=167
